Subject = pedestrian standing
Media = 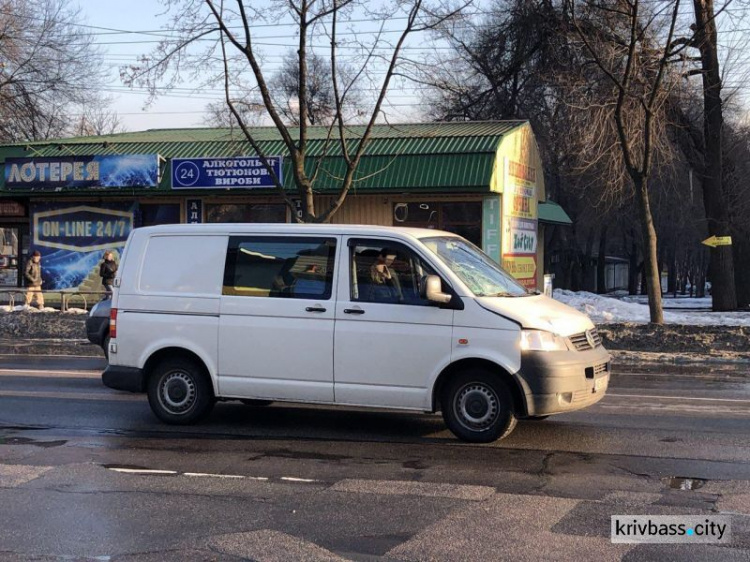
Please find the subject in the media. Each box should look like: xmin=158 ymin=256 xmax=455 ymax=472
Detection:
xmin=99 ymin=250 xmax=118 ymax=298
xmin=24 ymin=250 xmax=44 ymax=309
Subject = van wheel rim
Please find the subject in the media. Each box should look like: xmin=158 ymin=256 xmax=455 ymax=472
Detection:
xmin=454 ymin=383 xmax=499 ymax=431
xmin=158 ymin=371 xmax=197 ymax=414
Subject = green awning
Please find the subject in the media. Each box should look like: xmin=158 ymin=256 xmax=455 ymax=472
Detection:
xmin=538 ymin=200 xmax=572 ymax=225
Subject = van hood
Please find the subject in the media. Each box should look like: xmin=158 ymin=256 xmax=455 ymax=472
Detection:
xmin=475 ymin=294 xmax=595 ymax=337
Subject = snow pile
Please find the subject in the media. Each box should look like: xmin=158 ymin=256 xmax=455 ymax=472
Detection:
xmin=63 ymin=307 xmax=88 ymax=315
xmin=554 ymin=289 xmax=750 ymax=326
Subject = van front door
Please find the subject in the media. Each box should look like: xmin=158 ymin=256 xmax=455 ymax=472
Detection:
xmin=333 ymin=238 xmax=454 ymax=410
xmin=218 ymin=235 xmax=339 ymax=402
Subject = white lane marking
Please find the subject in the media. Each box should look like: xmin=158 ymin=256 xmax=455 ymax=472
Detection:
xmin=280 ymin=476 xmax=317 ymax=483
xmin=0 ymin=390 xmax=139 ymax=401
xmin=0 ymin=368 xmax=101 ymax=378
xmin=184 ymin=472 xmax=248 ymax=479
xmin=607 ymin=393 xmax=750 ymax=403
xmin=108 ymin=468 xmax=177 ymax=475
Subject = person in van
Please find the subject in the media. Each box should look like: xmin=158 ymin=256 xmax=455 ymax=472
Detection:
xmin=368 ymin=248 xmax=402 ymax=302
xmin=99 ymin=251 xmax=118 ymax=299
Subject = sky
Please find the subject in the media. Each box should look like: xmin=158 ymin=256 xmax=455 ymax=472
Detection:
xmin=80 ymin=0 xmax=442 ymax=132
xmin=79 ymin=0 xmax=750 ymax=133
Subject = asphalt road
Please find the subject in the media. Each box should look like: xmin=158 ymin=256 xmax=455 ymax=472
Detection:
xmin=0 ymin=354 xmax=749 ymax=561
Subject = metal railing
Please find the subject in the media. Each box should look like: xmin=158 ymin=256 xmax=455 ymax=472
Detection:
xmin=0 ymin=288 xmax=108 ymax=312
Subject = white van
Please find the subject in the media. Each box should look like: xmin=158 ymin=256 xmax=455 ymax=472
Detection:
xmin=103 ymin=224 xmax=610 ymax=443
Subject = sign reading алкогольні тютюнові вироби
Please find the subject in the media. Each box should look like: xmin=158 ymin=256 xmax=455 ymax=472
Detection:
xmin=171 ymin=156 xmax=283 ymax=190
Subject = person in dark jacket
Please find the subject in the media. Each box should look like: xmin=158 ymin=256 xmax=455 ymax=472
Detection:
xmin=99 ymin=251 xmax=118 ymax=298
xmin=24 ymin=250 xmax=44 ymax=309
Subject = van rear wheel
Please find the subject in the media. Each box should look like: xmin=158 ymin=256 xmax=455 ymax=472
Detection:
xmin=147 ymin=357 xmax=214 ymax=425
xmin=441 ymin=370 xmax=517 ymax=443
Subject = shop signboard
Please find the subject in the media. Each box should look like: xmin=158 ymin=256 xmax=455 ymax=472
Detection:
xmin=4 ymin=155 xmax=159 ymax=190
xmin=502 ymin=158 xmax=538 ymax=290
xmin=171 ymin=156 xmax=283 ymax=189
xmin=30 ymin=202 xmax=136 ymax=290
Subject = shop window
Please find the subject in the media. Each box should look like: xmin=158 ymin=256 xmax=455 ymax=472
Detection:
xmin=206 ymin=204 xmax=286 ymax=223
xmin=393 ymin=201 xmax=482 ymax=246
xmin=139 ymin=203 xmax=181 ymax=227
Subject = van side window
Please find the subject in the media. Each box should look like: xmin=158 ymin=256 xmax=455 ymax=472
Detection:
xmin=223 ymin=236 xmax=336 ymax=300
xmin=350 ymin=240 xmax=439 ymax=305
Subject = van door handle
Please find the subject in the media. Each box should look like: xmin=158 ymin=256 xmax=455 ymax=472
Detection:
xmin=305 ymin=306 xmax=327 ymax=313
xmin=344 ymin=308 xmax=365 ymax=315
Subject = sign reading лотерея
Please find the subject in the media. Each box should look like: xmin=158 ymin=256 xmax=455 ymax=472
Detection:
xmin=3 ymin=155 xmax=159 ymax=190
xmin=171 ymin=156 xmax=283 ymax=189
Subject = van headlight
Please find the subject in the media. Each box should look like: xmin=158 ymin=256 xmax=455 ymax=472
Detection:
xmin=520 ymin=330 xmax=568 ymax=352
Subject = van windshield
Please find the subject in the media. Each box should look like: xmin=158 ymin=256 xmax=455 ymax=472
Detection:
xmin=421 ymin=236 xmax=529 ymax=297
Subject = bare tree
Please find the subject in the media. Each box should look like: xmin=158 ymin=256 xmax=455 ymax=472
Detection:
xmin=0 ymin=0 xmax=104 ymax=141
xmin=72 ymin=99 xmax=126 ymax=137
xmin=124 ymin=0 xmax=472 ymax=222
xmin=565 ymin=0 xmax=692 ymax=323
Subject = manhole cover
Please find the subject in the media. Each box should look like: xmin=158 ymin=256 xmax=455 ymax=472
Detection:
xmin=663 ymin=476 xmax=707 ymax=490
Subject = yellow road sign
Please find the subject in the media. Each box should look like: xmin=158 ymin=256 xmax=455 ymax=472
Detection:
xmin=702 ymin=236 xmax=732 ymax=248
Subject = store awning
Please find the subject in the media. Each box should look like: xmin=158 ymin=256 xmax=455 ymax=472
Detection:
xmin=538 ymin=200 xmax=572 ymax=225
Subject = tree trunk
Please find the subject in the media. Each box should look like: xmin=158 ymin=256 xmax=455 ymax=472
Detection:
xmin=583 ymin=228 xmax=595 ymax=292
xmin=596 ymin=225 xmax=608 ymax=294
xmin=667 ymin=244 xmax=677 ymax=295
xmin=692 ymin=0 xmax=737 ymax=311
xmin=635 ymin=176 xmax=664 ymax=323
xmin=628 ymin=239 xmax=639 ymax=295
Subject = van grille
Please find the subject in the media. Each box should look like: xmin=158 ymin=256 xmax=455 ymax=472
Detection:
xmin=569 ymin=328 xmax=602 ymax=351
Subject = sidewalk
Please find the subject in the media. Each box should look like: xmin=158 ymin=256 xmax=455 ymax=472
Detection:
xmin=0 ymin=338 xmax=103 ymax=357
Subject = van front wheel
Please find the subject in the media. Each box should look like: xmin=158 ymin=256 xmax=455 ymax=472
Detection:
xmin=147 ymin=357 xmax=214 ymax=424
xmin=441 ymin=371 xmax=517 ymax=443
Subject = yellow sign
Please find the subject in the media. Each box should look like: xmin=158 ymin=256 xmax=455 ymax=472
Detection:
xmin=702 ymin=236 xmax=732 ymax=248
xmin=502 ymin=256 xmax=537 ymax=279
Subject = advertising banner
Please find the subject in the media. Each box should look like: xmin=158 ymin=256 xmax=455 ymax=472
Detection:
xmin=30 ymin=202 xmax=136 ymax=290
xmin=502 ymin=159 xmax=538 ymax=290
xmin=171 ymin=156 xmax=283 ymax=189
xmin=4 ymin=155 xmax=159 ymax=190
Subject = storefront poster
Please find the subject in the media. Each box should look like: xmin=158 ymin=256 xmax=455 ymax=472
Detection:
xmin=502 ymin=159 xmax=538 ymax=289
xmin=482 ymin=196 xmax=501 ymax=263
xmin=30 ymin=202 xmax=136 ymax=290
xmin=4 ymin=155 xmax=159 ymax=190
xmin=186 ymin=199 xmax=203 ymax=223
xmin=171 ymin=156 xmax=283 ymax=189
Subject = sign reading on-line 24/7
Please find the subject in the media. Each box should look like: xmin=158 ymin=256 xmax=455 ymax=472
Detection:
xmin=171 ymin=156 xmax=283 ymax=189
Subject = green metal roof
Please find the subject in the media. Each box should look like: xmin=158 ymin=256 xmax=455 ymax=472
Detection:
xmin=538 ymin=200 xmax=572 ymax=225
xmin=0 ymin=121 xmax=526 ymax=194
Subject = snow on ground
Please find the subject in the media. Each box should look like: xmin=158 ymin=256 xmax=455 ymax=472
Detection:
xmin=554 ymin=289 xmax=750 ymax=326
xmin=620 ymin=294 xmax=713 ymax=309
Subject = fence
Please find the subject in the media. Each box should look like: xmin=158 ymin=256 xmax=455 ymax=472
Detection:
xmin=0 ymin=288 xmax=107 ymax=312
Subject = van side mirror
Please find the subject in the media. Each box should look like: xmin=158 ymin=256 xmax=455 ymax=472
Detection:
xmin=424 ymin=275 xmax=452 ymax=304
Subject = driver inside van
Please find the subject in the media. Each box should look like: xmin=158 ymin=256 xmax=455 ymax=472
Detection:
xmin=368 ymin=249 xmax=402 ymax=302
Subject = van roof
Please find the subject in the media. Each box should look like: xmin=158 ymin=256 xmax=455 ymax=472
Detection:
xmin=132 ymin=223 xmax=460 ymax=241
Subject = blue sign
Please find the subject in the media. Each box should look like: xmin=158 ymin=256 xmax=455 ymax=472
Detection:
xmin=4 ymin=155 xmax=159 ymax=190
xmin=30 ymin=202 xmax=137 ymax=290
xmin=171 ymin=156 xmax=283 ymax=189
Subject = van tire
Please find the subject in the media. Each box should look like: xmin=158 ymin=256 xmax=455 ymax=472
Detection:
xmin=441 ymin=370 xmax=517 ymax=443
xmin=147 ymin=357 xmax=214 ymax=424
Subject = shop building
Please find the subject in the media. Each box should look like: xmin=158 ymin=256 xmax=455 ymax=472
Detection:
xmin=0 ymin=121 xmax=570 ymax=294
